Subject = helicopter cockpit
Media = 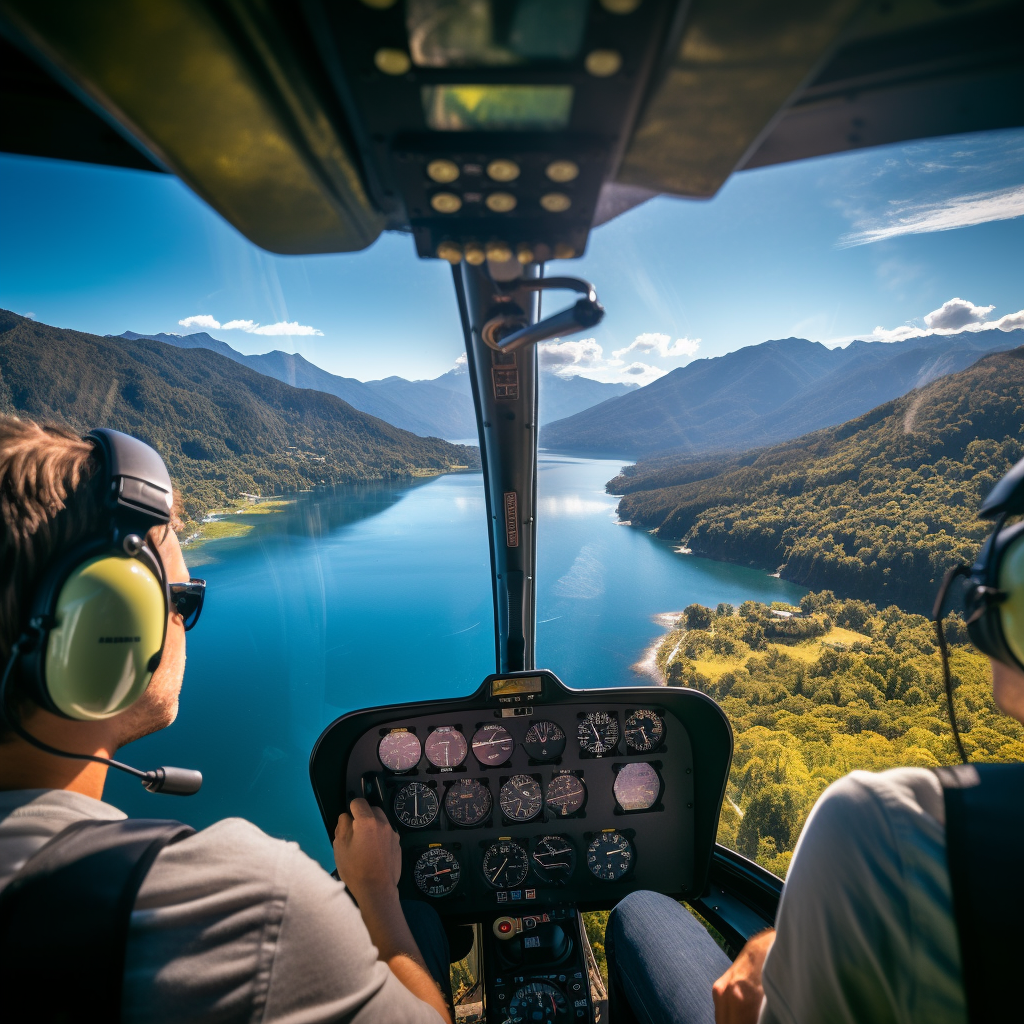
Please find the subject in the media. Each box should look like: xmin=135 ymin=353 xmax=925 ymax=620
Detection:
xmin=2 ymin=1 xmax=1022 ymax=1021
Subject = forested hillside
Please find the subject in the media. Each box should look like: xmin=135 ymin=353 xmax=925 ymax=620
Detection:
xmin=0 ymin=311 xmax=476 ymax=524
xmin=612 ymin=348 xmax=1024 ymax=613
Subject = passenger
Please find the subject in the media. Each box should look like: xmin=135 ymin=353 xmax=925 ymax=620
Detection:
xmin=0 ymin=418 xmax=452 ymax=1023
xmin=604 ymin=659 xmax=1024 ymax=1024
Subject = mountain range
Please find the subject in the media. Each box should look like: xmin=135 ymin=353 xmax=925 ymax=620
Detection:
xmin=541 ymin=328 xmax=1024 ymax=458
xmin=2 ymin=311 xmax=475 ymax=525
xmin=118 ymin=331 xmax=637 ymax=439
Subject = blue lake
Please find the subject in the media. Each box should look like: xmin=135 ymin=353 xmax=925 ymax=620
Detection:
xmin=106 ymin=455 xmax=804 ymax=865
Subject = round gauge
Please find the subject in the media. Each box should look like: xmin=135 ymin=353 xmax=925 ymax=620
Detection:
xmin=482 ymin=839 xmax=529 ymax=889
xmin=471 ymin=724 xmax=514 ymax=766
xmin=424 ymin=726 xmax=468 ymax=768
xmin=522 ymin=720 xmax=566 ymax=761
xmin=444 ymin=779 xmax=492 ymax=826
xmin=393 ymin=782 xmax=439 ymax=828
xmin=625 ymin=710 xmax=665 ymax=753
xmin=499 ymin=775 xmax=543 ymax=821
xmin=578 ymin=711 xmax=620 ymax=755
xmin=508 ymin=981 xmax=568 ymax=1024
xmin=531 ymin=835 xmax=577 ymax=885
xmin=614 ymin=762 xmax=661 ymax=811
xmin=413 ymin=847 xmax=461 ymax=897
xmin=587 ymin=832 xmax=635 ymax=881
xmin=545 ymin=774 xmax=586 ymax=818
xmin=378 ymin=730 xmax=421 ymax=773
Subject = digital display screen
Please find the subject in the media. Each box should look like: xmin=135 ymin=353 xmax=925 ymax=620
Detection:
xmin=491 ymin=675 xmax=543 ymax=697
xmin=422 ymin=85 xmax=573 ymax=132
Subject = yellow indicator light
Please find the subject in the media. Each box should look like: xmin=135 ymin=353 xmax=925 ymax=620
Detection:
xmin=487 ymin=159 xmax=520 ymax=182
xmin=427 ymin=159 xmax=460 ymax=183
xmin=486 ymin=242 xmax=513 ymax=263
xmin=545 ymin=160 xmax=579 ymax=183
xmin=375 ymin=48 xmax=411 ymax=75
xmin=436 ymin=242 xmax=463 ymax=264
xmin=516 ymin=244 xmax=535 ymax=265
xmin=600 ymin=0 xmax=642 ymax=12
xmin=431 ymin=192 xmax=463 ymax=214
xmin=486 ymin=192 xmax=517 ymax=213
xmin=540 ymin=193 xmax=571 ymax=213
xmin=585 ymin=49 xmax=622 ymax=77
xmin=464 ymin=243 xmax=486 ymax=266
xmin=554 ymin=243 xmax=576 ymax=259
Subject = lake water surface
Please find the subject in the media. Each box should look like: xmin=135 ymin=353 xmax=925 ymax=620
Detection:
xmin=107 ymin=455 xmax=803 ymax=865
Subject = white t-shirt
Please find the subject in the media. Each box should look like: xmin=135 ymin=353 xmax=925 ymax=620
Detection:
xmin=0 ymin=789 xmax=444 ymax=1023
xmin=759 ymin=767 xmax=966 ymax=1024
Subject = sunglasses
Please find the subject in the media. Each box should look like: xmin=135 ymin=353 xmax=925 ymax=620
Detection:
xmin=170 ymin=578 xmax=206 ymax=631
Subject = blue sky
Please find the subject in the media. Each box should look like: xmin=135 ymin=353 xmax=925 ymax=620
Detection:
xmin=1 ymin=127 xmax=1022 ymax=384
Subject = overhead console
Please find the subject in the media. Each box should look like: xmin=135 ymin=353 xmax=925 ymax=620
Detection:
xmin=309 ymin=670 xmax=732 ymax=919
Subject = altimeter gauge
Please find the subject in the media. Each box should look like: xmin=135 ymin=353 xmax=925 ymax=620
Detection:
xmin=522 ymin=720 xmax=566 ymax=761
xmin=587 ymin=831 xmax=634 ymax=881
xmin=613 ymin=762 xmax=661 ymax=811
xmin=545 ymin=774 xmax=586 ymax=817
xmin=625 ymin=710 xmax=665 ymax=753
xmin=499 ymin=775 xmax=543 ymax=821
xmin=393 ymin=781 xmax=439 ymax=828
xmin=471 ymin=723 xmax=514 ymax=766
xmin=413 ymin=847 xmax=461 ymax=897
xmin=378 ymin=730 xmax=421 ymax=773
xmin=444 ymin=779 xmax=492 ymax=826
xmin=482 ymin=839 xmax=529 ymax=889
xmin=578 ymin=711 xmax=619 ymax=755
xmin=531 ymin=835 xmax=577 ymax=885
xmin=424 ymin=726 xmax=468 ymax=768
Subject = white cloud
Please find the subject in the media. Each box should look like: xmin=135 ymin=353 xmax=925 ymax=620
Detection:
xmin=538 ymin=338 xmax=604 ymax=371
xmin=839 ymin=183 xmax=1024 ymax=247
xmin=612 ymin=332 xmax=700 ymax=362
xmin=178 ymin=315 xmax=323 ymax=336
xmin=454 ymin=353 xmax=467 ymax=367
xmin=923 ymin=297 xmax=995 ymax=330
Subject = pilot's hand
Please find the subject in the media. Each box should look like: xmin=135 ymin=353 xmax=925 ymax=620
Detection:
xmin=333 ymin=798 xmax=402 ymax=900
xmin=712 ymin=928 xmax=775 ymax=1024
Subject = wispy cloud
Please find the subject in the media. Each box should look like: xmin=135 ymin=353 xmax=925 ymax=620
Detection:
xmin=537 ymin=337 xmax=666 ymax=385
xmin=612 ymin=332 xmax=700 ymax=362
xmin=178 ymin=314 xmax=323 ymax=336
xmin=839 ymin=184 xmax=1024 ymax=247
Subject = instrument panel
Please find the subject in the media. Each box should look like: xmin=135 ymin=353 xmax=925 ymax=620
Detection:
xmin=309 ymin=671 xmax=733 ymax=919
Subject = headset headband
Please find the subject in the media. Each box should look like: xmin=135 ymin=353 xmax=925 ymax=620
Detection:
xmin=86 ymin=428 xmax=173 ymax=526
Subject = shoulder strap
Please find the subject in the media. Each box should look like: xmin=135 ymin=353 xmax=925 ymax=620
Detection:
xmin=935 ymin=763 xmax=1024 ymax=1024
xmin=0 ymin=817 xmax=195 ymax=1024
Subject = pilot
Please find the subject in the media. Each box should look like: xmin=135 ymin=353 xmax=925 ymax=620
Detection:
xmin=605 ymin=663 xmax=1024 ymax=1022
xmin=0 ymin=417 xmax=453 ymax=1023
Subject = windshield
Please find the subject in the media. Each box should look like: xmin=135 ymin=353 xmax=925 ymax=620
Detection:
xmin=1 ymin=127 xmax=1022 ymax=876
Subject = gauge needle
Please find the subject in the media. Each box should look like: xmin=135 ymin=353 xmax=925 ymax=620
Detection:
xmin=413 ymin=790 xmax=419 ymax=817
xmin=431 ymin=868 xmax=452 ymax=876
xmin=491 ymin=858 xmax=508 ymax=882
xmin=590 ymin=723 xmax=601 ymax=743
xmin=640 ymin=726 xmax=648 ymax=745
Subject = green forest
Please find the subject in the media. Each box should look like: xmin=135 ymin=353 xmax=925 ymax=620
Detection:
xmin=0 ymin=311 xmax=477 ymax=525
xmin=612 ymin=348 xmax=1024 ymax=612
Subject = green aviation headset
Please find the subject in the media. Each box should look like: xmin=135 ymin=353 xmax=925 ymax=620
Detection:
xmin=1 ymin=428 xmax=204 ymax=794
xmin=935 ymin=453 xmax=1024 ymax=762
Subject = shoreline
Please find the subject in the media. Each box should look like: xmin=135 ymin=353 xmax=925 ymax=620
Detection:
xmin=630 ymin=612 xmax=686 ymax=685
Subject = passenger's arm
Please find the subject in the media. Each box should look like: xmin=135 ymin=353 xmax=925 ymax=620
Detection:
xmin=712 ymin=928 xmax=775 ymax=1024
xmin=334 ymin=799 xmax=452 ymax=1024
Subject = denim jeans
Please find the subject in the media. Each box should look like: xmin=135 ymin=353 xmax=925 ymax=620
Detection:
xmin=403 ymin=898 xmax=455 ymax=1009
xmin=606 ymin=891 xmax=732 ymax=1024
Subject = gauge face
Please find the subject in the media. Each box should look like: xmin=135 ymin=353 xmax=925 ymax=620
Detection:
xmin=578 ymin=711 xmax=620 ymax=755
xmin=482 ymin=839 xmax=529 ymax=889
xmin=393 ymin=782 xmax=439 ymax=828
xmin=444 ymin=779 xmax=492 ymax=826
xmin=499 ymin=775 xmax=543 ymax=821
xmin=545 ymin=774 xmax=586 ymax=817
xmin=587 ymin=832 xmax=634 ymax=881
xmin=508 ymin=981 xmax=568 ymax=1024
xmin=522 ymin=720 xmax=566 ymax=761
xmin=532 ymin=835 xmax=577 ymax=885
xmin=614 ymin=762 xmax=661 ymax=811
xmin=625 ymin=710 xmax=665 ymax=753
xmin=471 ymin=724 xmax=514 ymax=766
xmin=413 ymin=847 xmax=461 ymax=897
xmin=378 ymin=730 xmax=421 ymax=773
xmin=424 ymin=726 xmax=468 ymax=768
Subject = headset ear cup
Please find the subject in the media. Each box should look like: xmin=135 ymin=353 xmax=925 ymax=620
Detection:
xmin=996 ymin=530 xmax=1024 ymax=671
xmin=44 ymin=554 xmax=167 ymax=720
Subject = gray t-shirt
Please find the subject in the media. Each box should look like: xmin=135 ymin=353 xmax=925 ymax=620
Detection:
xmin=0 ymin=789 xmax=444 ymax=1023
xmin=759 ymin=767 xmax=966 ymax=1024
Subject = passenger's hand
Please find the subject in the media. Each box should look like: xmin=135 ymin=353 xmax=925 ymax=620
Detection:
xmin=333 ymin=798 xmax=402 ymax=901
xmin=712 ymin=928 xmax=775 ymax=1024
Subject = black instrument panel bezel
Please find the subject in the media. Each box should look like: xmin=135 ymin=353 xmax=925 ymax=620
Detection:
xmin=309 ymin=670 xmax=733 ymax=920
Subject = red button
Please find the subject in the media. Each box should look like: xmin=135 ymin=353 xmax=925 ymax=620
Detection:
xmin=499 ymin=921 xmax=512 ymax=933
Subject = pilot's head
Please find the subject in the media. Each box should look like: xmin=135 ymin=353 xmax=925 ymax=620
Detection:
xmin=0 ymin=416 xmax=190 ymax=753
